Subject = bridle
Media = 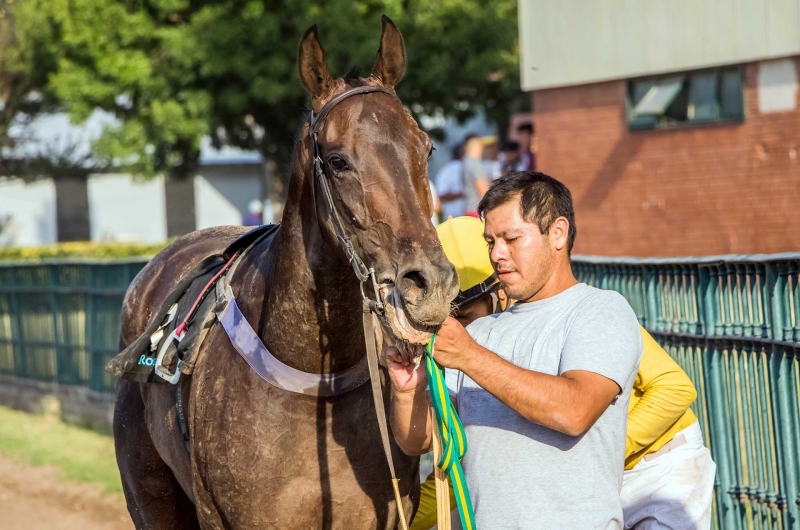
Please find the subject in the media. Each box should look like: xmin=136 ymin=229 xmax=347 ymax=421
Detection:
xmin=307 ymin=85 xmax=401 ymax=316
xmin=306 ymin=84 xmax=412 ymax=530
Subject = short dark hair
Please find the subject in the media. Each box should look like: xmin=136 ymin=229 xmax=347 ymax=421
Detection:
xmin=500 ymin=139 xmax=519 ymax=152
xmin=478 ymin=171 xmax=577 ymax=254
xmin=517 ymin=122 xmax=533 ymax=134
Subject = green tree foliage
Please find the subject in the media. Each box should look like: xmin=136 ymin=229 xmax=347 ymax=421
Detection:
xmin=0 ymin=0 xmax=60 ymax=171
xmin=6 ymin=0 xmax=520 ymax=179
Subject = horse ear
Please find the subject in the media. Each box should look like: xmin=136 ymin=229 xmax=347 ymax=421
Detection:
xmin=371 ymin=15 xmax=407 ymax=89
xmin=297 ymin=24 xmax=334 ymax=99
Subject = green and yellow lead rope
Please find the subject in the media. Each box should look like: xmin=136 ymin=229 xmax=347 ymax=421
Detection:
xmin=425 ymin=335 xmax=476 ymax=530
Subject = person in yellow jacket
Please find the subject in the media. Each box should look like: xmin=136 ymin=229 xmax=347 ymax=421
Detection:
xmin=622 ymin=330 xmax=716 ymax=529
xmin=411 ymin=216 xmax=715 ymax=530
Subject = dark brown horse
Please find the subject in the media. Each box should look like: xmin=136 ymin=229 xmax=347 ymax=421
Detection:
xmin=113 ymin=17 xmax=458 ymax=530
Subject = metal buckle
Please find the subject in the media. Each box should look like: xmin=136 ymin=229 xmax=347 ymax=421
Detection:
xmin=155 ymin=327 xmax=186 ymax=384
xmin=359 ymin=268 xmax=385 ymax=315
xmin=149 ymin=304 xmax=179 ymax=352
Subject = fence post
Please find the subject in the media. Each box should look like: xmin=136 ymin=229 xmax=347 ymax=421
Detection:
xmin=707 ymin=339 xmax=740 ymax=529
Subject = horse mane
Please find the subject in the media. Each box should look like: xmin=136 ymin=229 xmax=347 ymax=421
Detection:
xmin=344 ymin=66 xmax=367 ymax=87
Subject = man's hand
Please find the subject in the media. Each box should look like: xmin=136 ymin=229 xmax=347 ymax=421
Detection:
xmin=386 ymin=346 xmax=427 ymax=393
xmin=431 ymin=316 xmax=480 ymax=370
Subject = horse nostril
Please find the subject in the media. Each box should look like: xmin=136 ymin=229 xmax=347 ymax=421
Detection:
xmin=399 ymin=269 xmax=428 ymax=294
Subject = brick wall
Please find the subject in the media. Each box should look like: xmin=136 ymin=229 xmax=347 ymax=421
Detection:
xmin=532 ymin=58 xmax=800 ymax=257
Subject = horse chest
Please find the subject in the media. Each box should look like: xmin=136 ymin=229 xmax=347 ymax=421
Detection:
xmin=187 ymin=347 xmax=418 ymax=529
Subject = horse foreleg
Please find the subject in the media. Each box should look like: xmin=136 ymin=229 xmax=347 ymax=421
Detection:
xmin=114 ymin=380 xmax=201 ymax=530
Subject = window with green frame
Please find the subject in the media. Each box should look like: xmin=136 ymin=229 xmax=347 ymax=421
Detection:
xmin=627 ymin=66 xmax=744 ymax=130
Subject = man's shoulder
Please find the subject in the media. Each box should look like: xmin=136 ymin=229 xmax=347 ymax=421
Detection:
xmin=572 ymin=284 xmax=630 ymax=307
xmin=571 ymin=286 xmax=640 ymax=333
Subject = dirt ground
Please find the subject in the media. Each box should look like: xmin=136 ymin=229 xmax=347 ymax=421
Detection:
xmin=0 ymin=454 xmax=133 ymax=530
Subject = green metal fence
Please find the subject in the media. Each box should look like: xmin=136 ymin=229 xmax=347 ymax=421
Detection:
xmin=0 ymin=259 xmax=147 ymax=393
xmin=573 ymin=253 xmax=800 ymax=530
xmin=0 ymin=254 xmax=798 ymax=528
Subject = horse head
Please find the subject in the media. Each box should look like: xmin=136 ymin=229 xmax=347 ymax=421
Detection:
xmin=296 ymin=16 xmax=459 ymax=345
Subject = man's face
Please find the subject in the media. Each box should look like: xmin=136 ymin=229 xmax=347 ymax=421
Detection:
xmin=484 ymin=198 xmax=556 ymax=302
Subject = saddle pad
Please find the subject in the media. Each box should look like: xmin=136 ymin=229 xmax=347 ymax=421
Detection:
xmin=106 ymin=223 xmax=280 ymax=383
xmin=105 ymin=258 xmax=226 ymax=382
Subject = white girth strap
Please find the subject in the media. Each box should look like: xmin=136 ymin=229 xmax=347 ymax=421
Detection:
xmin=216 ymin=286 xmax=370 ymax=397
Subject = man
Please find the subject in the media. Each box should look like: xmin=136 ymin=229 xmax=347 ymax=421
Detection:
xmin=461 ymin=134 xmax=489 ymax=217
xmin=388 ymin=172 xmax=642 ymax=528
xmin=243 ymin=200 xmax=263 ymax=226
xmin=434 ymin=144 xmax=465 ymax=219
xmin=499 ymin=139 xmax=519 ymax=177
xmin=481 ymin=136 xmax=502 ymax=181
xmin=410 ymin=217 xmax=715 ymax=530
xmin=515 ymin=122 xmax=535 ymax=172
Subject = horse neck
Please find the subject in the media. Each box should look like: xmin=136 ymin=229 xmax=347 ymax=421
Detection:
xmin=250 ymin=164 xmax=366 ymax=375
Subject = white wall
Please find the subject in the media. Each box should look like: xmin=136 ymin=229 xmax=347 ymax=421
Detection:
xmin=193 ymin=167 xmax=263 ymax=230
xmin=0 ymin=178 xmax=57 ymax=247
xmin=519 ymin=0 xmax=800 ymax=90
xmin=758 ymin=58 xmax=799 ymax=113
xmin=87 ymin=174 xmax=167 ymax=243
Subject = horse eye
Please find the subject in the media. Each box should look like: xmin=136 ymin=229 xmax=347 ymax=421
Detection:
xmin=427 ymin=146 xmax=435 ymax=161
xmin=328 ymin=156 xmax=349 ymax=172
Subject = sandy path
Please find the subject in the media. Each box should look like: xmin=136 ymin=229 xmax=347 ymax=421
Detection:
xmin=0 ymin=454 xmax=133 ymax=530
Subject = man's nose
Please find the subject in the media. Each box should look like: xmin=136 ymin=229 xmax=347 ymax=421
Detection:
xmin=490 ymin=242 xmax=508 ymax=263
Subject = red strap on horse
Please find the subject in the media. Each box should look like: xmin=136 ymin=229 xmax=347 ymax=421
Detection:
xmin=174 ymin=250 xmax=241 ymax=337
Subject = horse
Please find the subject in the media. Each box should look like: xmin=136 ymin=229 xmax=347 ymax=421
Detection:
xmin=112 ymin=16 xmax=459 ymax=529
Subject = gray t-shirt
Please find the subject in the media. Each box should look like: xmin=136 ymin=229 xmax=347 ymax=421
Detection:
xmin=462 ymin=157 xmax=487 ymax=213
xmin=446 ymin=283 xmax=642 ymax=529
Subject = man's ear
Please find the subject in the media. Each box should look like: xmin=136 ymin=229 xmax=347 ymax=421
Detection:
xmin=551 ymin=217 xmax=570 ymax=251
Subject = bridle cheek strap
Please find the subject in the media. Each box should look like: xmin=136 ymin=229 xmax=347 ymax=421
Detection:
xmin=308 ymin=85 xmax=399 ymax=311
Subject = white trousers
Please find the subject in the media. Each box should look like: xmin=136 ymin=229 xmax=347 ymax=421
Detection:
xmin=621 ymin=422 xmax=716 ymax=530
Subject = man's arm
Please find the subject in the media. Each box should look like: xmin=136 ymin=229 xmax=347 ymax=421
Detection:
xmin=446 ymin=332 xmax=619 ymax=436
xmin=438 ymin=191 xmax=464 ymax=202
xmin=432 ymin=290 xmax=642 ymax=437
xmin=474 ymin=178 xmax=489 ymax=198
xmin=471 ymin=162 xmax=489 ymax=199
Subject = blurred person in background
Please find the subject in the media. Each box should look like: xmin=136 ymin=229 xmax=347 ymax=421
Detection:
xmin=435 ymin=144 xmax=465 ymax=219
xmin=515 ymin=122 xmax=536 ymax=172
xmin=500 ymin=139 xmax=520 ymax=177
xmin=481 ymin=135 xmax=502 ymax=181
xmin=461 ymin=133 xmax=489 ymax=217
xmin=243 ymin=200 xmax=264 ymax=226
